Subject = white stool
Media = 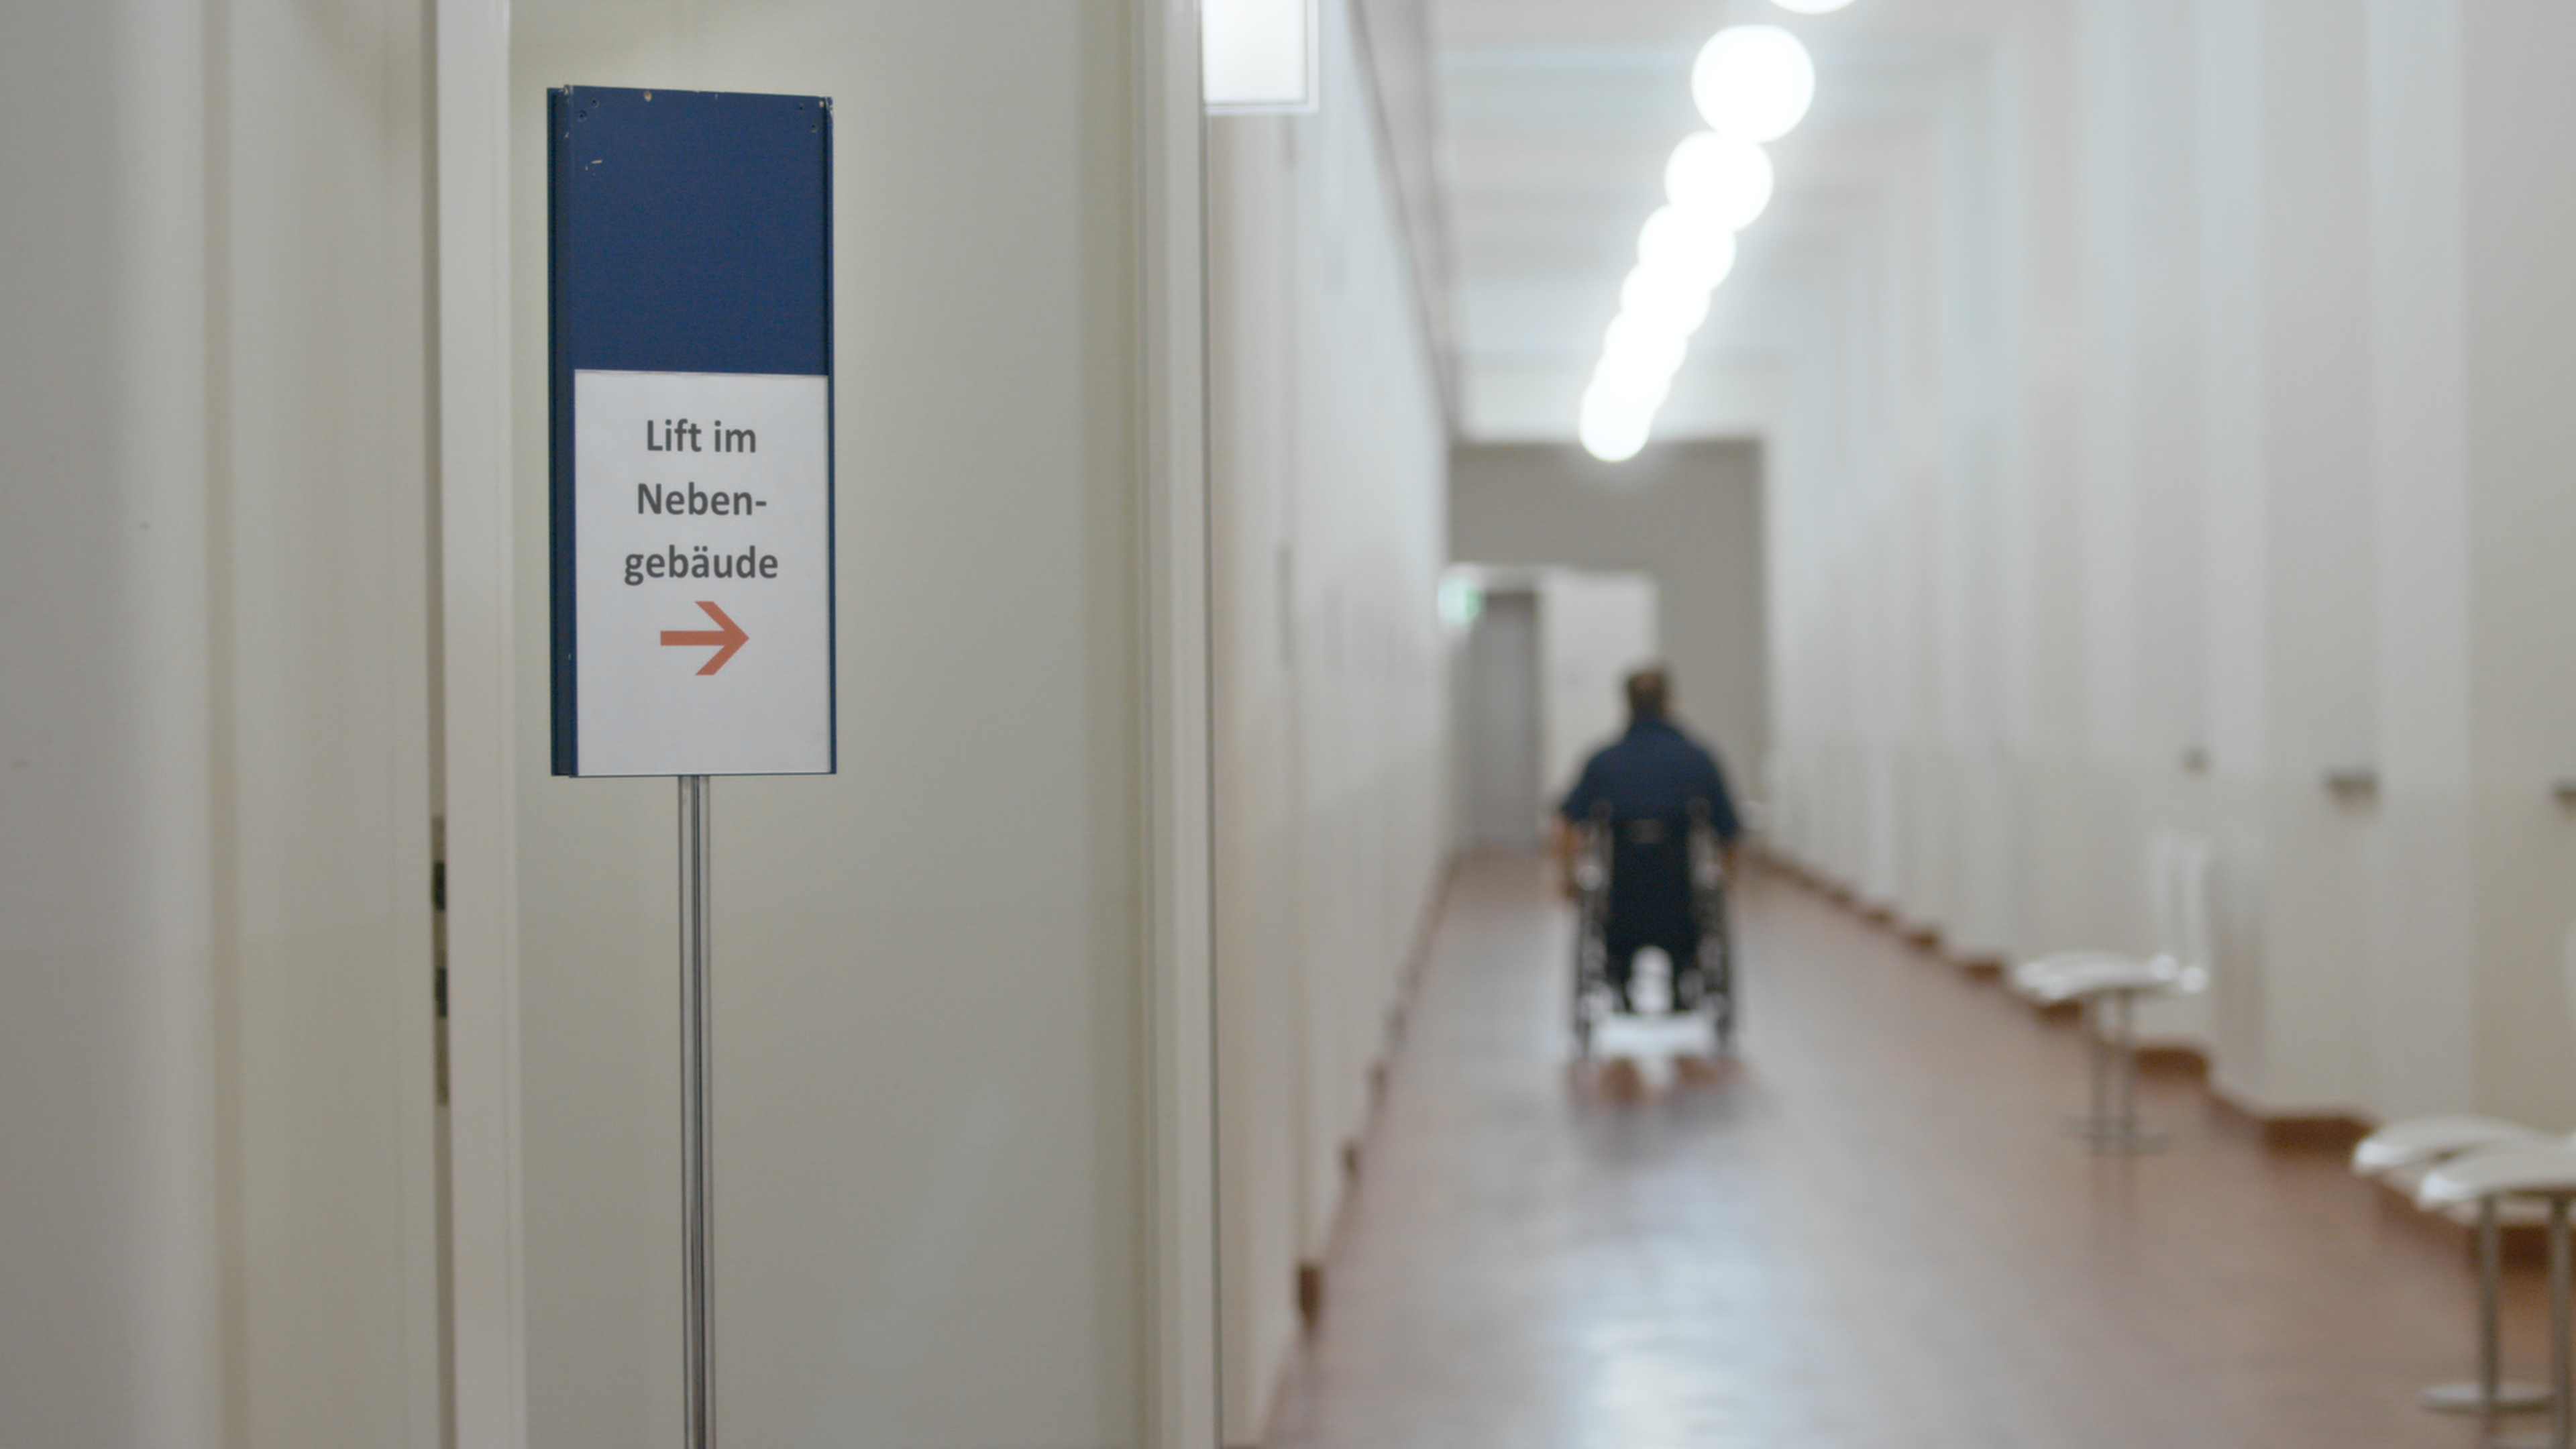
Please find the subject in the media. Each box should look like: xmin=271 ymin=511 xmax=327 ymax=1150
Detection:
xmin=2013 ymin=951 xmax=2204 ymax=1152
xmin=2356 ymin=1119 xmax=2557 ymax=1414
xmin=2012 ymin=834 xmax=2215 ymax=1153
xmin=2422 ymin=1146 xmax=2576 ymax=1448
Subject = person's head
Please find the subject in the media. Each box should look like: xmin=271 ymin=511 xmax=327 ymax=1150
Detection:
xmin=1625 ymin=666 xmax=1671 ymax=722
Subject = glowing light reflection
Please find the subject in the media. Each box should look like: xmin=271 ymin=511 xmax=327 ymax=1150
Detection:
xmin=1582 ymin=20 xmax=1821 ymax=460
xmin=1691 ymin=25 xmax=1815 ymax=143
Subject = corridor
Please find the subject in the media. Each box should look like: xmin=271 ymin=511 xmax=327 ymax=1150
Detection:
xmin=1263 ymin=854 xmax=2535 ymax=1449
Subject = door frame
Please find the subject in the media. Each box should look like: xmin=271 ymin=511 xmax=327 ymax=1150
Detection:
xmin=429 ymin=3 xmax=1220 ymax=1444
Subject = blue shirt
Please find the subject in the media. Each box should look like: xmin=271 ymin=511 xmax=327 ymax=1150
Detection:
xmin=1558 ymin=716 xmax=1742 ymax=841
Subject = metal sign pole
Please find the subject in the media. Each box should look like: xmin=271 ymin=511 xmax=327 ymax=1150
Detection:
xmin=678 ymin=774 xmax=715 ymax=1449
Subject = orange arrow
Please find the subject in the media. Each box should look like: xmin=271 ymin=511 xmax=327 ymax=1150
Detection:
xmin=660 ymin=600 xmax=748 ymax=675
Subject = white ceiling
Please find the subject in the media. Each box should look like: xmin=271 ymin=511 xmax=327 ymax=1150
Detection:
xmin=1423 ymin=0 xmax=2012 ymax=441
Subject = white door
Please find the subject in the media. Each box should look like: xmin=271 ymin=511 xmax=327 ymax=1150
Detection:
xmin=1461 ymin=591 xmax=1542 ymax=847
xmin=1538 ymin=571 xmax=1661 ymax=806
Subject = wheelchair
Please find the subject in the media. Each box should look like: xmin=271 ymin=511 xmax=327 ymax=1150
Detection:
xmin=1570 ymin=800 xmax=1736 ymax=1057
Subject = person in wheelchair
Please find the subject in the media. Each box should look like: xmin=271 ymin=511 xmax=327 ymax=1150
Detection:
xmin=1556 ymin=667 xmax=1743 ymax=1016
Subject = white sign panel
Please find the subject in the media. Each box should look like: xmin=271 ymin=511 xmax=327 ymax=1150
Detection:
xmin=572 ymin=369 xmax=833 ymax=775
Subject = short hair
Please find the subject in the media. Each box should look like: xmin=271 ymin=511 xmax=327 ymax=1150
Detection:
xmin=1625 ymin=667 xmax=1670 ymax=720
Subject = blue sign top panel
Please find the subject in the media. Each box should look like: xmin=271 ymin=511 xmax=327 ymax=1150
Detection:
xmin=549 ymin=86 xmax=832 ymax=376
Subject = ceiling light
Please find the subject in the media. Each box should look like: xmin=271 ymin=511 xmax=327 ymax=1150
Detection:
xmin=1593 ymin=350 xmax=1676 ymax=406
xmin=1602 ymin=314 xmax=1689 ymax=377
xmin=1637 ymin=207 xmax=1739 ymax=290
xmin=1693 ymin=25 xmax=1816 ymax=142
xmin=1665 ymin=131 xmax=1775 ymax=232
xmin=1619 ymin=267 xmax=1713 ymax=338
xmin=1582 ymin=3 xmax=1830 ymax=460
xmin=1580 ymin=391 xmax=1654 ymax=462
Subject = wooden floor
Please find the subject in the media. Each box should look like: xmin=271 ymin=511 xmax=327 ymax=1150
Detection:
xmin=1260 ymin=852 xmax=2550 ymax=1449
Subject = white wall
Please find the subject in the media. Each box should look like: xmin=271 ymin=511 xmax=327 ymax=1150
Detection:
xmin=1446 ymin=567 xmax=1663 ymax=842
xmin=504 ymin=5 xmax=1177 ymax=1448
xmin=2455 ymin=0 xmax=2576 ymax=1126
xmin=0 ymin=3 xmax=1211 ymax=1446
xmin=1764 ymin=0 xmax=2576 ymax=1128
xmin=0 ymin=1 xmax=443 ymax=1444
xmin=1534 ymin=572 xmax=1660 ymax=812
xmin=1449 ymin=441 xmax=1766 ymax=794
xmin=1207 ymin=0 xmax=1452 ymax=1436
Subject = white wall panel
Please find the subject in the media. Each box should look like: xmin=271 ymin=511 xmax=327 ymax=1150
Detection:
xmin=0 ymin=4 xmax=221 ymax=1442
xmin=1762 ymin=0 xmax=2576 ymax=1125
xmin=1536 ymin=571 xmax=1661 ymax=804
xmin=2457 ymin=0 xmax=2576 ymax=1128
xmin=508 ymin=5 xmax=1162 ymax=1446
xmin=1208 ymin=1 xmax=1452 ymax=1435
xmin=0 ymin=2 xmax=443 ymax=1444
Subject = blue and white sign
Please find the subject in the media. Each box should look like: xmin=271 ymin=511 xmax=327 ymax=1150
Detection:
xmin=549 ymin=85 xmax=835 ymax=777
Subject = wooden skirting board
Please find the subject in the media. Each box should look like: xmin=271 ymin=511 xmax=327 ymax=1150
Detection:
xmin=2133 ymin=1044 xmax=2210 ymax=1081
xmin=1755 ymin=851 xmax=1999 ymax=972
xmin=2203 ymin=1080 xmax=2373 ymax=1154
xmin=1768 ymin=848 xmax=2394 ymax=1169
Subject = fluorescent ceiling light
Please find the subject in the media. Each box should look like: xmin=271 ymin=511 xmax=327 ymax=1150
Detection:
xmin=1619 ymin=267 xmax=1713 ymax=339
xmin=1580 ymin=388 xmax=1655 ymax=462
xmin=1602 ymin=315 xmax=1689 ymax=377
xmin=1205 ymin=0 xmax=1320 ymax=113
xmin=1637 ymin=208 xmax=1739 ymax=291
xmin=1665 ymin=131 xmax=1776 ymax=233
xmin=1590 ymin=366 xmax=1674 ymax=421
xmin=1692 ymin=25 xmax=1816 ymax=142
xmin=1584 ymin=4 xmax=1833 ymax=460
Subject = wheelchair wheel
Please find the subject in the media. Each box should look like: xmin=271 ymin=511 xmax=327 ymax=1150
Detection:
xmin=1570 ymin=824 xmax=1612 ymax=1058
xmin=1572 ymin=912 xmax=1605 ymax=1057
xmin=1703 ymin=890 xmax=1736 ymax=1054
